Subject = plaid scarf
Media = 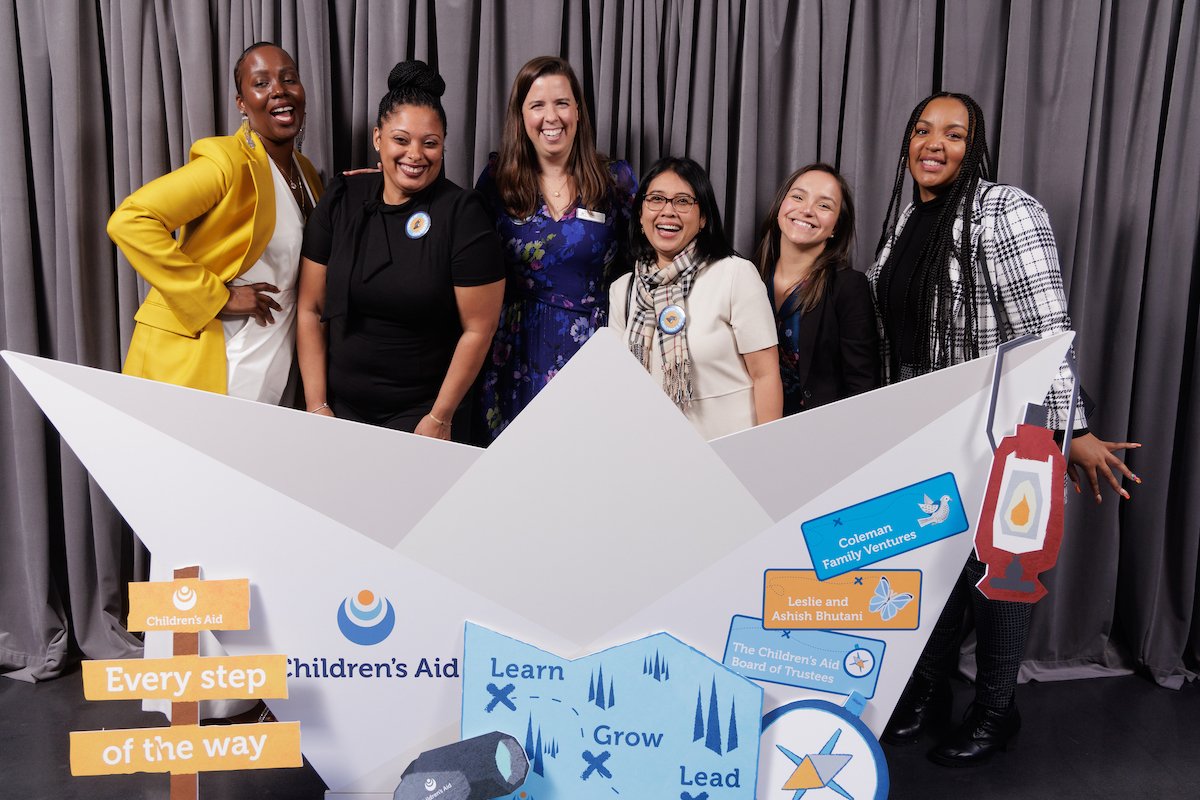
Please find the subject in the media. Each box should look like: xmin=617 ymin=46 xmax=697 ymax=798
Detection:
xmin=627 ymin=242 xmax=703 ymax=407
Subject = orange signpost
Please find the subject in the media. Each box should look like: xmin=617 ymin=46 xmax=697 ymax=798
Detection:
xmin=764 ymin=569 xmax=922 ymax=630
xmin=70 ymin=566 xmax=301 ymax=799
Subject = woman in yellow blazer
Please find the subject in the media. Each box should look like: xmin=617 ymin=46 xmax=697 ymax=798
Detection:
xmin=109 ymin=42 xmax=321 ymax=401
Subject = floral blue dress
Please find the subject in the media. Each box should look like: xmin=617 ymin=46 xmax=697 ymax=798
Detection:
xmin=476 ymin=157 xmax=636 ymax=441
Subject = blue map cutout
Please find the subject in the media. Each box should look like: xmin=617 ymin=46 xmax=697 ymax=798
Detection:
xmin=462 ymin=623 xmax=762 ymax=799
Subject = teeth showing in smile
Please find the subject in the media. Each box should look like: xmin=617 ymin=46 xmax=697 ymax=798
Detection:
xmin=921 ymin=159 xmax=943 ymax=168
xmin=542 ymin=127 xmax=564 ymax=140
xmin=271 ymin=106 xmax=294 ymax=116
xmin=656 ymin=223 xmax=681 ymax=233
xmin=399 ymin=163 xmax=427 ymax=177
xmin=789 ymin=219 xmax=817 ymax=229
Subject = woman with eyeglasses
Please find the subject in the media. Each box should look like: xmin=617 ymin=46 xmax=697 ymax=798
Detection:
xmin=609 ymin=156 xmax=782 ymax=439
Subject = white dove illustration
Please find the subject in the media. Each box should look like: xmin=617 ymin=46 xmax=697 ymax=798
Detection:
xmin=917 ymin=494 xmax=953 ymax=526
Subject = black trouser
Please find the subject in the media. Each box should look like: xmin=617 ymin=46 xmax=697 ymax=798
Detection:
xmin=913 ymin=553 xmax=1031 ymax=710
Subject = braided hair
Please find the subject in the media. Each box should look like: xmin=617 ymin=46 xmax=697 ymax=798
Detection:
xmin=378 ymin=60 xmax=447 ymax=131
xmin=874 ymin=92 xmax=992 ymax=373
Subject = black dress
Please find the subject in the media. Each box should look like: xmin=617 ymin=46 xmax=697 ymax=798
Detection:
xmin=302 ymin=173 xmax=503 ymax=436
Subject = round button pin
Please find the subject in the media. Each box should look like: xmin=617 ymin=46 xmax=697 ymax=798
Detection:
xmin=658 ymin=304 xmax=686 ymax=335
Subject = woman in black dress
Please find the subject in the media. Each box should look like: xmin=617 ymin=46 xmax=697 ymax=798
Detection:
xmin=296 ymin=61 xmax=504 ymax=441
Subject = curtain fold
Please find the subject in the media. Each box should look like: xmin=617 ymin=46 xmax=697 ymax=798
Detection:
xmin=2 ymin=0 xmax=1196 ymax=688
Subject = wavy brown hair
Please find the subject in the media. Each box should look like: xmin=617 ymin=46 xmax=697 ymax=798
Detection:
xmin=754 ymin=163 xmax=856 ymax=313
xmin=494 ymin=56 xmax=612 ymax=218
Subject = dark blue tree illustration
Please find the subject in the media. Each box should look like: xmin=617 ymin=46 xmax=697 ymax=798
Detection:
xmin=524 ymin=715 xmax=536 ymax=760
xmin=644 ymin=650 xmax=671 ymax=682
xmin=608 ymin=677 xmax=616 ymax=707
xmin=588 ymin=666 xmax=614 ymax=709
xmin=595 ymin=666 xmax=606 ymax=708
xmin=533 ymin=728 xmax=545 ymax=776
xmin=704 ymin=679 xmax=723 ymax=755
xmin=726 ymin=696 xmax=739 ymax=753
xmin=693 ymin=688 xmax=705 ymax=741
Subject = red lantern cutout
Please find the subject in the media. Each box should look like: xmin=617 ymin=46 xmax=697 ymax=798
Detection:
xmin=975 ymin=424 xmax=1067 ymax=603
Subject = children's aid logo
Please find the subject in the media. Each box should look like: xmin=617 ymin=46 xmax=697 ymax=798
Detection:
xmin=336 ymin=589 xmax=396 ymax=645
xmin=172 ymin=584 xmax=197 ymax=611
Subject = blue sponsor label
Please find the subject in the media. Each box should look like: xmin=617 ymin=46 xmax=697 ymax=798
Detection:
xmin=723 ymin=615 xmax=884 ymax=698
xmin=802 ymin=472 xmax=969 ymax=580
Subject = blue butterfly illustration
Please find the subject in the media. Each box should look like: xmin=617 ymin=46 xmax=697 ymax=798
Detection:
xmin=868 ymin=576 xmax=914 ymax=621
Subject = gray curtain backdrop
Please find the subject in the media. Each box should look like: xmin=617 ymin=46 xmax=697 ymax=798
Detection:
xmin=2 ymin=1 xmax=1197 ymax=690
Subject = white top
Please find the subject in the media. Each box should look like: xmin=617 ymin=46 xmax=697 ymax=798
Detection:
xmin=609 ymin=255 xmax=777 ymax=440
xmin=222 ymin=157 xmax=314 ymax=404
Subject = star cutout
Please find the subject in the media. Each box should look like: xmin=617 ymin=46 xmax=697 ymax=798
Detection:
xmin=777 ymin=728 xmax=854 ymax=799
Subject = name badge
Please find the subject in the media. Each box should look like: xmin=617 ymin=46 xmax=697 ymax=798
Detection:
xmin=576 ymin=208 xmax=607 ymax=224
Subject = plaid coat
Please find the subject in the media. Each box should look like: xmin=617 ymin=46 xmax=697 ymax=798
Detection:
xmin=868 ymin=180 xmax=1085 ymax=430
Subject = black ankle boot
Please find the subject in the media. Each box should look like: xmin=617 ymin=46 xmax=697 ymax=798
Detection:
xmin=928 ymin=702 xmax=1020 ymax=766
xmin=881 ymin=675 xmax=952 ymax=745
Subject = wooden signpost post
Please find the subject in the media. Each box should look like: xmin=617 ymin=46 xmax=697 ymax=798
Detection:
xmin=70 ymin=566 xmax=301 ymax=798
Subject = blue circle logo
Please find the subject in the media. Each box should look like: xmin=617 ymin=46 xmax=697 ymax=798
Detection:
xmin=336 ymin=589 xmax=396 ymax=645
xmin=658 ymin=304 xmax=687 ymax=335
xmin=406 ymin=211 xmax=431 ymax=238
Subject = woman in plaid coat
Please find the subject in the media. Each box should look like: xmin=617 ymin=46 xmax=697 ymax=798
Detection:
xmin=868 ymin=92 xmax=1140 ymax=766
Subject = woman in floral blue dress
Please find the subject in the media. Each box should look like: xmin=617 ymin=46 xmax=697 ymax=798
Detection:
xmin=476 ymin=56 xmax=636 ymax=441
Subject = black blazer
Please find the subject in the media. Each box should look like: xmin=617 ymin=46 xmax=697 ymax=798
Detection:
xmin=775 ymin=266 xmax=880 ymax=415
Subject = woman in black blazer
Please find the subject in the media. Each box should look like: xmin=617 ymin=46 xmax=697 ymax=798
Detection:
xmin=755 ymin=163 xmax=879 ymax=414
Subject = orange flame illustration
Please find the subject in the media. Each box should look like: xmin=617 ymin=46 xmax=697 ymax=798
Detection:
xmin=1009 ymin=494 xmax=1031 ymax=527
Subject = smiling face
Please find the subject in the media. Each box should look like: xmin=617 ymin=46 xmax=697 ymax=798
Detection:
xmin=373 ymin=104 xmax=445 ymax=205
xmin=640 ymin=170 xmax=706 ymax=266
xmin=522 ymin=74 xmax=579 ymax=164
xmin=236 ymin=45 xmax=306 ymax=147
xmin=776 ymin=169 xmax=842 ymax=252
xmin=907 ymin=96 xmax=970 ymax=202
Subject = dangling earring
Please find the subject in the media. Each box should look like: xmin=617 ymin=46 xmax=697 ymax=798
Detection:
xmin=295 ymin=113 xmax=305 ymax=153
xmin=241 ymin=114 xmax=255 ymax=149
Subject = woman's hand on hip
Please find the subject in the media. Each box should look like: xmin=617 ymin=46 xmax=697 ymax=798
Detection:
xmin=221 ymin=283 xmax=282 ymax=325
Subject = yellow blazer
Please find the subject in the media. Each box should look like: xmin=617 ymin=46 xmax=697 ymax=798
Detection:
xmin=108 ymin=132 xmax=322 ymax=393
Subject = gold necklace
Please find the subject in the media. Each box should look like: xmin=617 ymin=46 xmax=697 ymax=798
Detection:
xmin=541 ymin=172 xmax=571 ymax=199
xmin=268 ymin=153 xmax=308 ymax=219
xmin=269 ymin=152 xmax=301 ymax=191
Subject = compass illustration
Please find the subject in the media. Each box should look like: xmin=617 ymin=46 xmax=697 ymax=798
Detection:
xmin=758 ymin=697 xmax=887 ymax=800
xmin=843 ymin=648 xmax=875 ymax=678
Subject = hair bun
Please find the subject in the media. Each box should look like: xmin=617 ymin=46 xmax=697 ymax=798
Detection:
xmin=387 ymin=60 xmax=446 ymax=97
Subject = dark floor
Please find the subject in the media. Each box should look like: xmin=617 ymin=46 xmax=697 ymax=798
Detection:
xmin=2 ymin=667 xmax=1198 ymax=799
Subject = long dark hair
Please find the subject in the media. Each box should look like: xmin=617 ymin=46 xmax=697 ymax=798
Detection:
xmin=755 ymin=163 xmax=856 ymax=313
xmin=874 ymin=91 xmax=992 ymax=372
xmin=377 ymin=60 xmax=447 ymax=132
xmin=629 ymin=156 xmax=736 ymax=267
xmin=495 ymin=56 xmax=611 ymax=218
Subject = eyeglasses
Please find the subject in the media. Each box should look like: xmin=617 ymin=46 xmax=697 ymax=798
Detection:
xmin=644 ymin=194 xmax=699 ymax=212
